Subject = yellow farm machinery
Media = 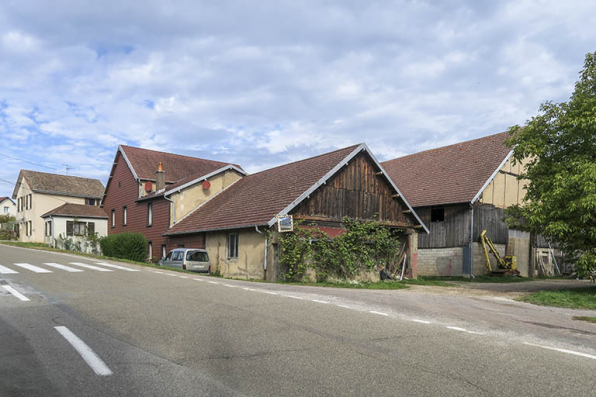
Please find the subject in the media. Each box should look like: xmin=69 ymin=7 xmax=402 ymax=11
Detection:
xmin=479 ymin=230 xmax=520 ymax=276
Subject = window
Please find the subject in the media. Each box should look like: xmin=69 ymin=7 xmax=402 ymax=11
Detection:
xmin=147 ymin=241 xmax=153 ymax=260
xmin=26 ymin=221 xmax=32 ymax=236
xmin=3 ymin=206 xmax=8 ymax=213
xmin=430 ymin=207 xmax=445 ymax=222
xmin=161 ymin=245 xmax=167 ymax=259
xmin=45 ymin=221 xmax=52 ymax=237
xmin=26 ymin=194 xmax=32 ymax=210
xmin=111 ymin=209 xmax=115 ymax=228
xmin=187 ymin=251 xmax=209 ymax=262
xmin=25 ymin=195 xmax=29 ymax=210
xmin=66 ymin=221 xmax=87 ymax=236
xmin=228 ymin=233 xmax=238 ymax=259
xmin=147 ymin=203 xmax=153 ymax=226
xmin=165 ymin=251 xmax=173 ymax=261
xmin=123 ymin=206 xmax=127 ymax=226
xmin=86 ymin=198 xmax=96 ymax=206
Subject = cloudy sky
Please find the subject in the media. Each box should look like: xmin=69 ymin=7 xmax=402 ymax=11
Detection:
xmin=0 ymin=0 xmax=594 ymax=197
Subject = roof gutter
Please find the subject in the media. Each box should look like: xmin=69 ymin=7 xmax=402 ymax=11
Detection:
xmin=254 ymin=225 xmax=268 ymax=277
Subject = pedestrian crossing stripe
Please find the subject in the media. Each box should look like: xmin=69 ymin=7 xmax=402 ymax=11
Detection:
xmin=13 ymin=263 xmax=52 ymax=273
xmin=68 ymin=262 xmax=113 ymax=272
xmin=43 ymin=263 xmax=84 ymax=272
xmin=0 ymin=262 xmax=137 ymax=274
xmin=0 ymin=264 xmax=19 ymax=274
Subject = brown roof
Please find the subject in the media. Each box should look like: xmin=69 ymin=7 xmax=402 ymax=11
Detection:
xmin=165 ymin=145 xmax=362 ymax=235
xmin=120 ymin=145 xmax=237 ymax=183
xmin=13 ymin=170 xmax=105 ymax=199
xmin=381 ymin=132 xmax=512 ymax=208
xmin=41 ymin=203 xmax=108 ymax=218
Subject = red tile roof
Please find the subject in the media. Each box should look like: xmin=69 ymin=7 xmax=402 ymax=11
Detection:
xmin=381 ymin=132 xmax=512 ymax=208
xmin=120 ymin=145 xmax=238 ymax=183
xmin=165 ymin=145 xmax=361 ymax=235
xmin=41 ymin=203 xmax=108 ymax=218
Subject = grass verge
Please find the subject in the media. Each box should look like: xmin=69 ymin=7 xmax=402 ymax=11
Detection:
xmin=424 ymin=275 xmax=534 ymax=283
xmin=517 ymin=287 xmax=596 ymax=310
xmin=280 ymin=280 xmax=410 ymax=290
xmin=573 ymin=316 xmax=596 ymax=323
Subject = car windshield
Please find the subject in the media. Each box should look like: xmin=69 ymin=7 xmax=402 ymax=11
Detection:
xmin=187 ymin=251 xmax=209 ymax=262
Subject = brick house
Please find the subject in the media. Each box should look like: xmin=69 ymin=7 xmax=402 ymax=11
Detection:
xmin=101 ymin=145 xmax=244 ymax=260
xmin=163 ymin=144 xmax=427 ymax=280
xmin=382 ymin=132 xmax=556 ymax=277
xmin=12 ymin=170 xmax=105 ymax=243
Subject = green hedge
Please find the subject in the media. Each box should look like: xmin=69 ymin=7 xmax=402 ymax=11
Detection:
xmin=99 ymin=232 xmax=147 ymax=262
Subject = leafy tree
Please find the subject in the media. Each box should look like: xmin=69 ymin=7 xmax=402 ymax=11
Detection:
xmin=505 ymin=51 xmax=596 ymax=275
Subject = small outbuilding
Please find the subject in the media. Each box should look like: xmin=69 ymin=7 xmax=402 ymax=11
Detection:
xmin=41 ymin=203 xmax=108 ymax=253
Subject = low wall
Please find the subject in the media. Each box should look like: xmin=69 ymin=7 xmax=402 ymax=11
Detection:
xmin=417 ymin=247 xmax=464 ymax=277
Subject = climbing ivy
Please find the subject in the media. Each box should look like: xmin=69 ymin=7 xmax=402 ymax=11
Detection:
xmin=278 ymin=218 xmax=402 ymax=281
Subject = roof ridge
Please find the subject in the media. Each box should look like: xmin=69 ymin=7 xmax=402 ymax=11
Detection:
xmin=120 ymin=145 xmax=230 ymax=165
xmin=21 ymin=169 xmax=102 ymax=182
xmin=384 ymin=131 xmax=509 ymax=163
xmin=247 ymin=144 xmax=361 ymax=177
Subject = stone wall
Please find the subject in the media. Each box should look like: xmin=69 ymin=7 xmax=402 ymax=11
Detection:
xmin=418 ymin=247 xmax=464 ymax=276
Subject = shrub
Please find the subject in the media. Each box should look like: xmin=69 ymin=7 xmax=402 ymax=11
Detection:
xmin=100 ymin=232 xmax=147 ymax=262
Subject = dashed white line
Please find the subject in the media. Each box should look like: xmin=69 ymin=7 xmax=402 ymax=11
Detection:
xmin=222 ymin=284 xmax=237 ymax=288
xmin=13 ymin=263 xmax=52 ymax=273
xmin=194 ymin=278 xmax=204 ymax=282
xmin=523 ymin=342 xmax=596 ymax=361
xmin=411 ymin=319 xmax=432 ymax=324
xmin=264 ymin=291 xmax=279 ymax=295
xmin=0 ymin=264 xmax=18 ymax=274
xmin=242 ymin=287 xmax=256 ymax=291
xmin=370 ymin=310 xmax=389 ymax=316
xmin=287 ymin=295 xmax=305 ymax=300
xmin=94 ymin=262 xmax=141 ymax=272
xmin=208 ymin=281 xmax=219 ymax=285
xmin=43 ymin=263 xmax=83 ymax=272
xmin=336 ymin=304 xmax=351 ymax=308
xmin=311 ymin=299 xmax=329 ymax=304
xmin=69 ymin=262 xmax=112 ymax=272
xmin=178 ymin=276 xmax=189 ymax=279
xmin=447 ymin=326 xmax=467 ymax=332
xmin=3 ymin=285 xmax=30 ymax=301
xmin=54 ymin=326 xmax=113 ymax=376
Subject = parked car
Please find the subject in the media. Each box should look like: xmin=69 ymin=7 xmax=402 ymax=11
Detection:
xmin=158 ymin=248 xmax=211 ymax=273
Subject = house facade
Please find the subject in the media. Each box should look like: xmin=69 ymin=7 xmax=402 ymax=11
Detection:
xmin=163 ymin=144 xmax=427 ymax=281
xmin=12 ymin=170 xmax=105 ymax=243
xmin=0 ymin=197 xmax=16 ymax=218
xmin=41 ymin=203 xmax=108 ymax=253
xmin=383 ymin=132 xmax=555 ymax=277
xmin=101 ymin=145 xmax=244 ymax=260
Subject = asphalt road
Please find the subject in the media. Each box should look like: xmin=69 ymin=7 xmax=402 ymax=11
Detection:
xmin=1 ymin=244 xmax=595 ymax=396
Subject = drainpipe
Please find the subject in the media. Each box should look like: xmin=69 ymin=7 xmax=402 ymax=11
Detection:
xmin=255 ymin=225 xmax=268 ymax=280
xmin=164 ymin=194 xmax=175 ymax=226
xmin=468 ymin=203 xmax=475 ymax=278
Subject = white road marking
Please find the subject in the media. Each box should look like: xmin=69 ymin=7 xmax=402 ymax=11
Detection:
xmin=447 ymin=326 xmax=467 ymax=332
xmin=69 ymin=262 xmax=113 ymax=272
xmin=3 ymin=285 xmax=30 ymax=301
xmin=194 ymin=278 xmax=204 ymax=282
xmin=287 ymin=295 xmax=305 ymax=300
xmin=54 ymin=326 xmax=113 ymax=376
xmin=208 ymin=281 xmax=219 ymax=284
xmin=152 ymin=271 xmax=165 ymax=274
xmin=523 ymin=342 xmax=596 ymax=361
xmin=178 ymin=276 xmax=189 ymax=279
xmin=0 ymin=264 xmax=18 ymax=274
xmin=163 ymin=273 xmax=177 ymax=277
xmin=369 ymin=310 xmax=389 ymax=316
xmin=311 ymin=299 xmax=329 ymax=304
xmin=264 ymin=291 xmax=279 ymax=295
xmin=222 ymin=284 xmax=236 ymax=288
xmin=242 ymin=287 xmax=256 ymax=291
xmin=94 ymin=262 xmax=140 ymax=272
xmin=13 ymin=263 xmax=52 ymax=273
xmin=336 ymin=304 xmax=351 ymax=308
xmin=411 ymin=319 xmax=432 ymax=324
xmin=43 ymin=263 xmax=83 ymax=273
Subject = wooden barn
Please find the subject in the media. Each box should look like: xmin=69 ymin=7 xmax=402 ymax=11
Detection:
xmin=164 ymin=143 xmax=428 ymax=281
xmin=382 ymin=132 xmax=560 ymax=277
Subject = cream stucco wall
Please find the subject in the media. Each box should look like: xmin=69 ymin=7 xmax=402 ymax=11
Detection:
xmin=44 ymin=216 xmax=108 ymax=251
xmin=205 ymin=228 xmax=266 ymax=279
xmin=169 ymin=170 xmax=243 ymax=225
xmin=1 ymin=199 xmax=16 ymax=218
xmin=479 ymin=157 xmax=530 ymax=209
xmin=15 ymin=180 xmax=86 ymax=243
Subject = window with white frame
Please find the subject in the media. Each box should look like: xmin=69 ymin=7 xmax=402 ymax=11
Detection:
xmin=123 ymin=206 xmax=127 ymax=226
xmin=147 ymin=203 xmax=153 ymax=226
xmin=111 ymin=209 xmax=115 ymax=228
xmin=45 ymin=221 xmax=52 ymax=237
xmin=147 ymin=241 xmax=153 ymax=260
xmin=228 ymin=233 xmax=238 ymax=259
xmin=67 ymin=221 xmax=87 ymax=236
xmin=3 ymin=206 xmax=8 ymax=213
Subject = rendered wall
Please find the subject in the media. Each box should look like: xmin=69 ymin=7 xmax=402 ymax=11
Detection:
xmin=205 ymin=229 xmax=266 ymax=280
xmin=45 ymin=216 xmax=108 ymax=254
xmin=479 ymin=157 xmax=529 ymax=209
xmin=15 ymin=179 xmax=85 ymax=243
xmin=169 ymin=170 xmax=242 ymax=225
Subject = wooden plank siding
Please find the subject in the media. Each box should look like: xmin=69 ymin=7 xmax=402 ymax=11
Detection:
xmin=102 ymin=151 xmax=198 ymax=260
xmin=292 ymin=153 xmax=413 ymax=227
xmin=416 ymin=203 xmax=509 ymax=248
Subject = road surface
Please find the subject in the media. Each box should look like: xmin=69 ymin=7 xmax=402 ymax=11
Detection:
xmin=1 ymin=244 xmax=595 ymax=396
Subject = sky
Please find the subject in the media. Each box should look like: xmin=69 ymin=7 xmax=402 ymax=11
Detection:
xmin=1 ymin=0 xmax=595 ymax=198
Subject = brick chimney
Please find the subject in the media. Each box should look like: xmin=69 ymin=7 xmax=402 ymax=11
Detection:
xmin=156 ymin=162 xmax=165 ymax=191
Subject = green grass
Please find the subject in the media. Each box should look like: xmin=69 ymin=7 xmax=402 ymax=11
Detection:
xmin=573 ymin=316 xmax=596 ymax=323
xmin=279 ymin=280 xmax=410 ymax=290
xmin=421 ymin=275 xmax=534 ymax=283
xmin=399 ymin=277 xmax=455 ymax=287
xmin=517 ymin=287 xmax=596 ymax=310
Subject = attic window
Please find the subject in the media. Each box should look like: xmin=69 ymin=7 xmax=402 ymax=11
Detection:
xmin=431 ymin=207 xmax=445 ymax=222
